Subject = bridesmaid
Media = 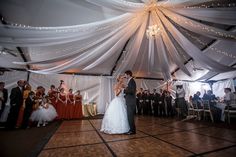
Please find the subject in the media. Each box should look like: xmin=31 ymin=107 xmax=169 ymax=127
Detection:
xmin=48 ymin=85 xmax=58 ymax=111
xmin=74 ymin=90 xmax=83 ymax=119
xmin=56 ymin=88 xmax=67 ymax=119
xmin=66 ymin=89 xmax=75 ymax=119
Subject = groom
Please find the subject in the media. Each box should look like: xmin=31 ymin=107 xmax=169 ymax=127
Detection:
xmin=124 ymin=70 xmax=136 ymax=135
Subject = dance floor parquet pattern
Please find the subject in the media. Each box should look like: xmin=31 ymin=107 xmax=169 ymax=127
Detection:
xmin=38 ymin=116 xmax=236 ymax=157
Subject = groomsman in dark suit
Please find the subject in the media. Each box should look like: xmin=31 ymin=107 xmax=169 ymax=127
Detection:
xmin=124 ymin=70 xmax=136 ymax=135
xmin=152 ymin=89 xmax=160 ymax=117
xmin=136 ymin=88 xmax=144 ymax=115
xmin=0 ymin=82 xmax=8 ymax=118
xmin=22 ymin=91 xmax=35 ymax=129
xmin=6 ymin=80 xmax=25 ymax=129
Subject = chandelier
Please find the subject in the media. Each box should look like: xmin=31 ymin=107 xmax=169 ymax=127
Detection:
xmin=146 ymin=25 xmax=161 ymax=39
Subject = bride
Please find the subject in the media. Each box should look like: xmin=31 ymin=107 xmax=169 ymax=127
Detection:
xmin=100 ymin=75 xmax=130 ymax=134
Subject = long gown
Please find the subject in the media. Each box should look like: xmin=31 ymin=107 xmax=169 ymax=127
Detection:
xmin=74 ymin=94 xmax=83 ymax=119
xmin=66 ymin=94 xmax=74 ymax=119
xmin=57 ymin=93 xmax=66 ymax=119
xmin=100 ymin=90 xmax=130 ymax=134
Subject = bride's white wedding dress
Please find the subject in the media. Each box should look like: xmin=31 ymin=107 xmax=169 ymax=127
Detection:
xmin=100 ymin=90 xmax=130 ymax=134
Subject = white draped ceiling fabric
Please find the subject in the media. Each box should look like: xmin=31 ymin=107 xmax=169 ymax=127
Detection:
xmin=0 ymin=0 xmax=235 ymax=81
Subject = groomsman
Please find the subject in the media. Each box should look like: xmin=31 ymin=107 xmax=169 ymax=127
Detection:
xmin=0 ymin=82 xmax=8 ymax=118
xmin=6 ymin=80 xmax=25 ymax=129
xmin=136 ymin=88 xmax=144 ymax=115
xmin=152 ymin=89 xmax=160 ymax=117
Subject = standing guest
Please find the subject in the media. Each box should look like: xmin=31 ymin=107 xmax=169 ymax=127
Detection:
xmin=16 ymin=82 xmax=31 ymax=128
xmin=66 ymin=89 xmax=75 ymax=119
xmin=6 ymin=80 xmax=25 ymax=129
xmin=0 ymin=82 xmax=8 ymax=118
xmin=57 ymin=88 xmax=67 ymax=119
xmin=21 ymin=91 xmax=36 ymax=129
xmin=48 ymin=85 xmax=58 ymax=110
xmin=176 ymin=85 xmax=187 ymax=118
xmin=74 ymin=90 xmax=83 ymax=119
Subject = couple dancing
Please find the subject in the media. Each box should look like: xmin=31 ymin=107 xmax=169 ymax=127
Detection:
xmin=101 ymin=70 xmax=136 ymax=135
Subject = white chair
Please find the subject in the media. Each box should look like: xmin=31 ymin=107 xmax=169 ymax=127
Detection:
xmin=203 ymin=100 xmax=214 ymax=123
xmin=187 ymin=102 xmax=195 ymax=117
xmin=225 ymin=103 xmax=236 ymax=124
xmin=192 ymin=100 xmax=204 ymax=120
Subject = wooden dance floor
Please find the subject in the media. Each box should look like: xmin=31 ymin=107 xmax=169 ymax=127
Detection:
xmin=38 ymin=116 xmax=236 ymax=157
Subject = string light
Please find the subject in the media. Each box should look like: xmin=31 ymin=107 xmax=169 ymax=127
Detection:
xmin=181 ymin=28 xmax=236 ymax=59
xmin=184 ymin=3 xmax=236 ymax=8
xmin=167 ymin=12 xmax=236 ymax=40
xmin=3 ymin=13 xmax=142 ymax=34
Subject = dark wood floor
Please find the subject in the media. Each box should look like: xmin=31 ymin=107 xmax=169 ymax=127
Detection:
xmin=37 ymin=116 xmax=236 ymax=157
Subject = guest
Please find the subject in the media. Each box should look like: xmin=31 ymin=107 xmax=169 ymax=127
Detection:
xmin=0 ymin=82 xmax=8 ymax=118
xmin=223 ymin=88 xmax=235 ymax=105
xmin=74 ymin=90 xmax=83 ymax=119
xmin=6 ymin=80 xmax=25 ymax=129
xmin=202 ymin=90 xmax=221 ymax=122
xmin=192 ymin=91 xmax=202 ymax=108
xmin=66 ymin=89 xmax=75 ymax=119
xmin=56 ymin=88 xmax=67 ymax=119
xmin=176 ymin=85 xmax=187 ymax=118
xmin=21 ymin=91 xmax=36 ymax=129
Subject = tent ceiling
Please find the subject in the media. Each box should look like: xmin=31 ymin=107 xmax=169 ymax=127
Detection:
xmin=0 ymin=0 xmax=235 ymax=81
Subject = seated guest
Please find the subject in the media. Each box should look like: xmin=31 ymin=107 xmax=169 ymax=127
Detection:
xmin=192 ymin=91 xmax=202 ymax=108
xmin=224 ymin=88 xmax=235 ymax=105
xmin=202 ymin=90 xmax=221 ymax=122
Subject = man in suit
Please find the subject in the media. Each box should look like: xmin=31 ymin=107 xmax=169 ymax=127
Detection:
xmin=124 ymin=70 xmax=136 ymax=134
xmin=6 ymin=80 xmax=25 ymax=129
xmin=0 ymin=82 xmax=8 ymax=118
xmin=152 ymin=89 xmax=160 ymax=117
xmin=22 ymin=91 xmax=35 ymax=129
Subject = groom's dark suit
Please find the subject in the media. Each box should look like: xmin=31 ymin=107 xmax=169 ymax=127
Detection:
xmin=124 ymin=77 xmax=136 ymax=133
